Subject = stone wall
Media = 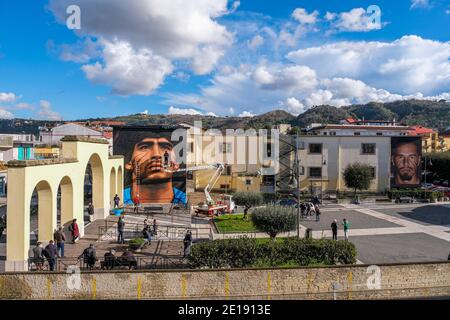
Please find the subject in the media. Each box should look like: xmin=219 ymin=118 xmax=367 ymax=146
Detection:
xmin=0 ymin=262 xmax=449 ymax=300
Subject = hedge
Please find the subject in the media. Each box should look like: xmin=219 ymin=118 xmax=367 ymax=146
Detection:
xmin=188 ymin=237 xmax=357 ymax=268
xmin=387 ymin=188 xmax=444 ymax=200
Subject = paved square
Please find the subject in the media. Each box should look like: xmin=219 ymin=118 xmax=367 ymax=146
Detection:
xmin=300 ymin=209 xmax=401 ymax=231
xmin=350 ymin=233 xmax=450 ymax=264
xmin=376 ymin=205 xmax=450 ymax=226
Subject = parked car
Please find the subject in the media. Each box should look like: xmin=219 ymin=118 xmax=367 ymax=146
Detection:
xmin=395 ymin=196 xmax=414 ymax=204
xmin=277 ymin=198 xmax=298 ymax=207
xmin=431 ymin=187 xmax=450 ymax=197
xmin=420 ymin=183 xmax=435 ymax=190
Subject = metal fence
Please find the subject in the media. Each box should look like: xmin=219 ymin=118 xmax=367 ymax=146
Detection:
xmin=28 ymin=255 xmax=190 ymax=272
xmin=98 ymin=221 xmax=211 ymax=242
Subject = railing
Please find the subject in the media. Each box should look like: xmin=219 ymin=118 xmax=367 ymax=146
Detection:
xmin=28 ymin=255 xmax=190 ymax=272
xmin=98 ymin=222 xmax=210 ymax=241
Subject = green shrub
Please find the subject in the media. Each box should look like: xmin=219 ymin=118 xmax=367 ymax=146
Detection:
xmin=251 ymin=205 xmax=297 ymax=238
xmin=188 ymin=237 xmax=357 ymax=268
xmin=128 ymin=238 xmax=146 ymax=249
xmin=232 ymin=191 xmax=264 ymax=208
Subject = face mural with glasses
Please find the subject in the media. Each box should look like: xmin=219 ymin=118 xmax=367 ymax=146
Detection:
xmin=391 ymin=137 xmax=422 ymax=188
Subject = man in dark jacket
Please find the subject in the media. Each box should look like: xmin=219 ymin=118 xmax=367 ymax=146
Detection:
xmin=79 ymin=244 xmax=97 ymax=270
xmin=331 ymin=219 xmax=338 ymax=241
xmin=44 ymin=240 xmax=58 ymax=271
xmin=183 ymin=230 xmax=192 ymax=258
xmin=53 ymin=227 xmax=66 ymax=258
xmin=117 ymin=216 xmax=125 ymax=244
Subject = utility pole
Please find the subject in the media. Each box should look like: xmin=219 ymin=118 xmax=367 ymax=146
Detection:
xmin=295 ymin=132 xmax=300 ymax=239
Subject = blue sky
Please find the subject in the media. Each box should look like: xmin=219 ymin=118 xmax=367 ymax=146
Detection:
xmin=0 ymin=0 xmax=449 ymax=120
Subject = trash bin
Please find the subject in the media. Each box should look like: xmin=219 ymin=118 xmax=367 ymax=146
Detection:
xmin=305 ymin=228 xmax=312 ymax=239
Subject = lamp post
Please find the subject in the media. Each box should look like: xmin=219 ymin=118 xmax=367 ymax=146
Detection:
xmin=294 ymin=132 xmax=300 ymax=238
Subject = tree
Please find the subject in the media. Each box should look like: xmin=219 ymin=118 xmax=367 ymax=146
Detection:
xmin=232 ymin=191 xmax=263 ymax=209
xmin=343 ymin=163 xmax=375 ymax=198
xmin=251 ymin=205 xmax=297 ymax=239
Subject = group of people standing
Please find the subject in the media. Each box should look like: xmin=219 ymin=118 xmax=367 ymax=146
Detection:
xmin=331 ymin=218 xmax=350 ymax=241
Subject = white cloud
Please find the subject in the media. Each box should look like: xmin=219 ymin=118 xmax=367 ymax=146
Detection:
xmin=248 ymin=35 xmax=264 ymax=50
xmin=206 ymin=112 xmax=218 ymax=117
xmin=0 ymin=108 xmax=13 ymax=119
xmin=410 ymin=0 xmax=430 ymax=9
xmin=446 ymin=5 xmax=450 ymax=14
xmin=38 ymin=100 xmax=62 ymax=120
xmin=15 ymin=103 xmax=35 ymax=110
xmin=168 ymin=106 xmax=203 ymax=115
xmin=284 ymin=97 xmax=306 ymax=115
xmin=287 ymin=35 xmax=450 ymax=95
xmin=252 ymin=65 xmax=318 ymax=93
xmin=292 ymin=8 xmax=319 ymax=24
xmin=326 ymin=7 xmax=381 ymax=32
xmin=82 ymin=39 xmax=173 ymax=96
xmin=238 ymin=111 xmax=255 ymax=117
xmin=49 ymin=0 xmax=233 ymax=93
xmin=0 ymin=92 xmax=17 ymax=103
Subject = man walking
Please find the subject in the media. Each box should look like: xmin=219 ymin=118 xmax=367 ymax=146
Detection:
xmin=33 ymin=242 xmax=45 ymax=271
xmin=315 ymin=205 xmax=321 ymax=222
xmin=183 ymin=230 xmax=192 ymax=258
xmin=243 ymin=205 xmax=250 ymax=220
xmin=87 ymin=203 xmax=94 ymax=222
xmin=133 ymin=193 xmax=140 ymax=213
xmin=152 ymin=219 xmax=158 ymax=236
xmin=53 ymin=227 xmax=66 ymax=258
xmin=113 ymin=194 xmax=120 ymax=208
xmin=343 ymin=218 xmax=350 ymax=241
xmin=44 ymin=240 xmax=57 ymax=271
xmin=117 ymin=216 xmax=125 ymax=244
xmin=331 ymin=219 xmax=338 ymax=241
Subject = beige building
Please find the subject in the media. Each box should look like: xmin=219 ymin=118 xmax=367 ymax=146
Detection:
xmin=294 ymin=136 xmax=391 ymax=195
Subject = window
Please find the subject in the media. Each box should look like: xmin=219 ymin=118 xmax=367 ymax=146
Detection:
xmin=219 ymin=142 xmax=232 ymax=153
xmin=308 ymin=167 xmax=322 ymax=178
xmin=309 ymin=143 xmax=322 ymax=154
xmin=376 ymin=132 xmax=383 ymax=136
xmin=225 ymin=166 xmax=232 ymax=176
xmin=323 ymin=132 xmax=328 ymax=135
xmin=266 ymin=143 xmax=272 ymax=157
xmin=361 ymin=143 xmax=376 ymax=155
xmin=329 ymin=132 xmax=336 ymax=136
xmin=220 ymin=184 xmax=230 ymax=189
xmin=369 ymin=167 xmax=376 ymax=179
xmin=188 ymin=142 xmax=194 ymax=153
xmin=354 ymin=132 xmax=361 ymax=136
xmin=246 ymin=179 xmax=252 ymax=185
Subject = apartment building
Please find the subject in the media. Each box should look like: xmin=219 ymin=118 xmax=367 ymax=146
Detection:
xmin=0 ymin=133 xmax=37 ymax=162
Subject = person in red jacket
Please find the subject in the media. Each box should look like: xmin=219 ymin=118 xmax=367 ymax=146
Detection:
xmin=68 ymin=219 xmax=80 ymax=243
xmin=133 ymin=193 xmax=140 ymax=213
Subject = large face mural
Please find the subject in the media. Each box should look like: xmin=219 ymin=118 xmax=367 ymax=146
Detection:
xmin=391 ymin=137 xmax=422 ymax=188
xmin=113 ymin=126 xmax=187 ymax=204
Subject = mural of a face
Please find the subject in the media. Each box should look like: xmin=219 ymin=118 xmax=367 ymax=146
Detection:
xmin=126 ymin=137 xmax=178 ymax=184
xmin=392 ymin=140 xmax=421 ymax=186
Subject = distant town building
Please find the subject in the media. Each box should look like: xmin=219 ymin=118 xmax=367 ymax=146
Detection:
xmin=0 ymin=133 xmax=37 ymax=162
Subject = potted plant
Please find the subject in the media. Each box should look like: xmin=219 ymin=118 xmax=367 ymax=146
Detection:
xmin=129 ymin=237 xmax=146 ymax=251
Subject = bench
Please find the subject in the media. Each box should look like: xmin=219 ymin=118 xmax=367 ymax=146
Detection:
xmin=100 ymin=258 xmax=138 ymax=270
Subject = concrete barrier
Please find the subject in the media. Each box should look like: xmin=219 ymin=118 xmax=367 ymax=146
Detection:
xmin=0 ymin=261 xmax=449 ymax=300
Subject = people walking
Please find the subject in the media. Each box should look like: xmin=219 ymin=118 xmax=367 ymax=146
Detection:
xmin=315 ymin=205 xmax=321 ymax=222
xmin=113 ymin=194 xmax=120 ymax=208
xmin=87 ymin=202 xmax=94 ymax=222
xmin=142 ymin=224 xmax=152 ymax=244
xmin=343 ymin=218 xmax=350 ymax=241
xmin=68 ymin=219 xmax=80 ymax=243
xmin=183 ymin=230 xmax=192 ymax=258
xmin=32 ymin=242 xmax=45 ymax=271
xmin=117 ymin=216 xmax=125 ymax=244
xmin=331 ymin=219 xmax=338 ymax=241
xmin=53 ymin=227 xmax=66 ymax=258
xmin=44 ymin=240 xmax=57 ymax=271
xmin=79 ymin=244 xmax=97 ymax=270
xmin=133 ymin=193 xmax=140 ymax=213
